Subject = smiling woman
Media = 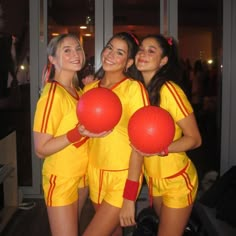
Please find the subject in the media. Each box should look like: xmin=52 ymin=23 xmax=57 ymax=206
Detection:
xmin=81 ymin=32 xmax=149 ymax=236
xmin=0 ymin=1 xmax=223 ymax=234
xmin=32 ymin=33 xmax=89 ymax=236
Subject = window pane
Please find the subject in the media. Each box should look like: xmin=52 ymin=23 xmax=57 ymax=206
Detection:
xmin=178 ymin=0 xmax=223 ymax=175
xmin=113 ymin=0 xmax=160 ymax=38
xmin=0 ymin=0 xmax=31 ymax=186
xmin=48 ymin=0 xmax=95 ymax=83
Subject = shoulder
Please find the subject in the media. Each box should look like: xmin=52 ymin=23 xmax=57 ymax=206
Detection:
xmin=83 ymin=80 xmax=100 ymax=93
xmin=123 ymin=77 xmax=145 ymax=90
xmin=121 ymin=78 xmax=149 ymax=104
xmin=161 ymin=81 xmax=186 ymax=97
xmin=119 ymin=78 xmax=147 ymax=97
xmin=39 ymin=81 xmax=65 ymax=103
xmin=160 ymin=81 xmax=193 ymax=116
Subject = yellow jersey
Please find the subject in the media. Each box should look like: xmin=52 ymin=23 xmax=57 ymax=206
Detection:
xmin=83 ymin=78 xmax=149 ymax=170
xmin=144 ymin=81 xmax=193 ymax=178
xmin=33 ymin=81 xmax=88 ymax=177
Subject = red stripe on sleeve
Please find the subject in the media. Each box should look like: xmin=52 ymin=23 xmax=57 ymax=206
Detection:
xmin=41 ymin=83 xmax=57 ymax=133
xmin=137 ymin=81 xmax=150 ymax=106
xmin=165 ymin=81 xmax=190 ymax=117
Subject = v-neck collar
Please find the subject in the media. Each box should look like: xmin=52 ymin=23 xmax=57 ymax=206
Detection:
xmin=98 ymin=77 xmax=128 ymax=90
xmin=52 ymin=80 xmax=79 ymax=100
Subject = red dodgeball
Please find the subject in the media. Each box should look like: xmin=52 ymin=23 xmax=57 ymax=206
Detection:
xmin=128 ymin=106 xmax=175 ymax=154
xmin=77 ymin=87 xmax=122 ymax=133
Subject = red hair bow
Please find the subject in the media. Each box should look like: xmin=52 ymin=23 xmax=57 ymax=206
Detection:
xmin=167 ymin=38 xmax=173 ymax=46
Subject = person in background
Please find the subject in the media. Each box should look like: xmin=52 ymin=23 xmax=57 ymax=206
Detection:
xmin=82 ymin=32 xmax=149 ymax=236
xmin=77 ymin=56 xmax=96 ymax=89
xmin=33 ymin=33 xmax=107 ymax=236
xmin=134 ymin=34 xmax=202 ymax=236
xmin=0 ymin=34 xmax=17 ymax=97
xmin=191 ymin=59 xmax=206 ymax=113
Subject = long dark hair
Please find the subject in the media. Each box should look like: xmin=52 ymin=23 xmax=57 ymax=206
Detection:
xmin=136 ymin=34 xmax=183 ymax=106
xmin=95 ymin=32 xmax=139 ymax=79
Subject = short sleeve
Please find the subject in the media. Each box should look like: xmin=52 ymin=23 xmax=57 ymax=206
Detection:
xmin=160 ymin=81 xmax=193 ymax=122
xmin=33 ymin=84 xmax=63 ymax=135
xmin=128 ymin=80 xmax=150 ymax=115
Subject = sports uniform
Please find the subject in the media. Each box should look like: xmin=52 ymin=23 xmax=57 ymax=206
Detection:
xmin=144 ymin=81 xmax=198 ymax=208
xmin=83 ymin=78 xmax=149 ymax=207
xmin=33 ymin=81 xmax=88 ymax=206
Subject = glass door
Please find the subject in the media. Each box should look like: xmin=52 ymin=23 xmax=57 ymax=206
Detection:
xmin=113 ymin=0 xmax=160 ymax=38
xmin=0 ymin=0 xmax=31 ymax=189
xmin=178 ymin=0 xmax=223 ymax=178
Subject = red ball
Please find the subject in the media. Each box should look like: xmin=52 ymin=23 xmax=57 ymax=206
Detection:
xmin=128 ymin=106 xmax=175 ymax=154
xmin=77 ymin=87 xmax=122 ymax=133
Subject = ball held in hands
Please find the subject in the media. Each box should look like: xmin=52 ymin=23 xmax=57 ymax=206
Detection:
xmin=77 ymin=87 xmax=122 ymax=133
xmin=128 ymin=106 xmax=175 ymax=155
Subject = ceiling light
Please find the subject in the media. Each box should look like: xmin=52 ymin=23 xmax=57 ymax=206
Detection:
xmin=51 ymin=33 xmax=59 ymax=36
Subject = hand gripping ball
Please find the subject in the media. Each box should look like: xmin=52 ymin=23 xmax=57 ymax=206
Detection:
xmin=128 ymin=106 xmax=175 ymax=154
xmin=77 ymin=87 xmax=122 ymax=133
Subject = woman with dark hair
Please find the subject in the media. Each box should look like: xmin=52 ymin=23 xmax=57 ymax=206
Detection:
xmin=82 ymin=32 xmax=149 ymax=236
xmin=134 ymin=34 xmax=202 ymax=236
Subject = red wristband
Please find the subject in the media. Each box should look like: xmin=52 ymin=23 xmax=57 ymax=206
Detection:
xmin=123 ymin=179 xmax=139 ymax=201
xmin=67 ymin=126 xmax=82 ymax=143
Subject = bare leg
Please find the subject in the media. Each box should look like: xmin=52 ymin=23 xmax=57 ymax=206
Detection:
xmin=111 ymin=225 xmax=123 ymax=236
xmin=157 ymin=204 xmax=193 ymax=236
xmin=78 ymin=186 xmax=89 ymax=217
xmin=92 ymin=202 xmax=122 ymax=236
xmin=82 ymin=201 xmax=122 ymax=236
xmin=47 ymin=200 xmax=78 ymax=236
xmin=152 ymin=196 xmax=163 ymax=217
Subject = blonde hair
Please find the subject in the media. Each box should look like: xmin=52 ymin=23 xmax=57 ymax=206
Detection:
xmin=41 ymin=33 xmax=86 ymax=89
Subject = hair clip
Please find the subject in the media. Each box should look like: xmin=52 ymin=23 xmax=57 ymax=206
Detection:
xmin=42 ymin=63 xmax=52 ymax=86
xmin=167 ymin=37 xmax=173 ymax=46
xmin=129 ymin=32 xmax=139 ymax=45
xmin=45 ymin=63 xmax=52 ymax=82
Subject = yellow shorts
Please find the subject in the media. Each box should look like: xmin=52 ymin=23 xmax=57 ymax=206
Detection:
xmin=78 ymin=173 xmax=88 ymax=188
xmin=42 ymin=173 xmax=88 ymax=207
xmin=145 ymin=160 xmax=198 ymax=208
xmin=88 ymin=164 xmax=143 ymax=208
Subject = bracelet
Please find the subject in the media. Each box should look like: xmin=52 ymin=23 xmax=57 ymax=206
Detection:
xmin=66 ymin=126 xmax=82 ymax=143
xmin=123 ymin=179 xmax=139 ymax=201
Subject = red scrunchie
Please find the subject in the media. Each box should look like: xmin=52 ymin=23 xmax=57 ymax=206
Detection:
xmin=123 ymin=179 xmax=139 ymax=201
xmin=67 ymin=126 xmax=82 ymax=143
